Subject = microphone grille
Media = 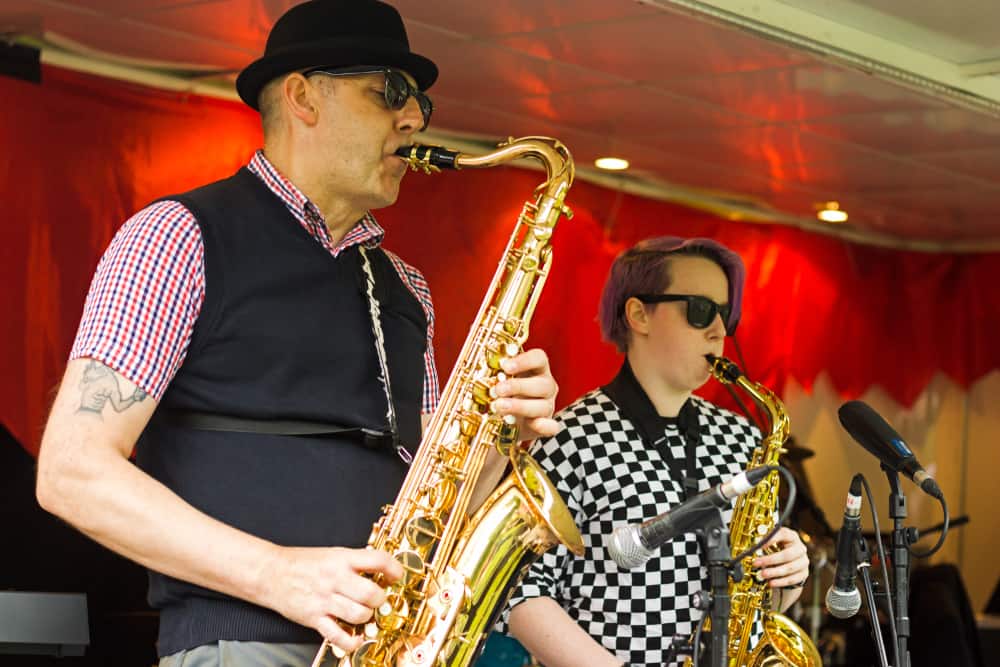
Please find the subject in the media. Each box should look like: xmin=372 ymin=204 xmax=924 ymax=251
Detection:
xmin=825 ymin=586 xmax=862 ymax=619
xmin=608 ymin=525 xmax=653 ymax=570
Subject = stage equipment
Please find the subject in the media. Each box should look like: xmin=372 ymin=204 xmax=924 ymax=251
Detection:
xmin=609 ymin=466 xmax=771 ymax=569
xmin=0 ymin=591 xmax=88 ymax=656
xmin=825 ymin=474 xmax=864 ymax=620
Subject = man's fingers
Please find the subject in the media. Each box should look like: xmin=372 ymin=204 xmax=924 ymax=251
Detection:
xmin=491 ymin=375 xmax=556 ymax=400
xmin=315 ymin=616 xmax=364 ymax=654
xmin=501 ymin=348 xmax=550 ymax=376
xmin=523 ymin=417 xmax=561 ymax=439
xmin=328 ymin=593 xmax=376 ymax=626
xmin=345 ymin=548 xmax=404 ymax=582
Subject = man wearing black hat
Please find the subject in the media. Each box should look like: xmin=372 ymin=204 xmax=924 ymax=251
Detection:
xmin=35 ymin=2 xmax=561 ymax=665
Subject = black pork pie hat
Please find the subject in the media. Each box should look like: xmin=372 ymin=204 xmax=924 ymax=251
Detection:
xmin=236 ymin=0 xmax=438 ymax=110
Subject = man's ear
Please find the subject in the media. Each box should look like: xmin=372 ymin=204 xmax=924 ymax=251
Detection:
xmin=623 ymin=296 xmax=651 ymax=337
xmin=282 ymin=73 xmax=320 ymax=126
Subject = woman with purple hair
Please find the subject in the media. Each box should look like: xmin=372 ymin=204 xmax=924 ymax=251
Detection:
xmin=501 ymin=237 xmax=810 ymax=667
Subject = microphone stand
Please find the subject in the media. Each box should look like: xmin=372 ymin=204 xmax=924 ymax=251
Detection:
xmin=884 ymin=466 xmax=914 ymax=667
xmin=855 ymin=536 xmax=890 ymax=667
xmin=693 ymin=509 xmax=741 ymax=667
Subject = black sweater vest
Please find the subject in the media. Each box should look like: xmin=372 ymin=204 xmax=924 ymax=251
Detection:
xmin=134 ymin=168 xmax=426 ymax=655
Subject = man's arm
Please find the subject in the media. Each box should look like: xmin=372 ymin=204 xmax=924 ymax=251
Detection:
xmin=509 ymin=597 xmax=624 ymax=667
xmin=36 ymin=358 xmax=402 ymax=653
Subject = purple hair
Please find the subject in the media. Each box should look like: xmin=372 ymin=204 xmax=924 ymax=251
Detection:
xmin=598 ymin=236 xmax=746 ymax=352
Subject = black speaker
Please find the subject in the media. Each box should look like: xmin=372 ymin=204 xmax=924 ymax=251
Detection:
xmin=0 ymin=40 xmax=41 ymax=83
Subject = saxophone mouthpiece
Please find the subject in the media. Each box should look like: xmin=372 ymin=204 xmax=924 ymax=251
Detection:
xmin=395 ymin=144 xmax=462 ymax=172
xmin=705 ymin=354 xmax=743 ymax=383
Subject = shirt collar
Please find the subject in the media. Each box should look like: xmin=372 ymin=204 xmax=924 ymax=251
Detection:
xmin=602 ymin=360 xmax=700 ymax=447
xmin=247 ymin=149 xmax=385 ymax=254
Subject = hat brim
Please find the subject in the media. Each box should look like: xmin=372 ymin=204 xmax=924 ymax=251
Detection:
xmin=236 ymin=40 xmax=438 ymax=110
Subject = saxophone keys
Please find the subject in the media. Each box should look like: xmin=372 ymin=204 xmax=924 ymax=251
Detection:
xmin=375 ymin=591 xmax=410 ymax=632
xmin=471 ymin=380 xmax=492 ymax=407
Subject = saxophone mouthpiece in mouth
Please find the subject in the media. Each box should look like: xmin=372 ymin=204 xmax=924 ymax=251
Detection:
xmin=394 ymin=144 xmax=462 ymax=171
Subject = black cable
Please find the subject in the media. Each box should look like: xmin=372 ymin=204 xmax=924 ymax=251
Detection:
xmin=691 ymin=605 xmax=708 ymax=667
xmin=730 ymin=336 xmax=769 ymax=429
xmin=858 ymin=474 xmax=899 ymax=667
xmin=729 ymin=464 xmax=798 ymax=566
xmin=909 ymin=494 xmax=949 ymax=558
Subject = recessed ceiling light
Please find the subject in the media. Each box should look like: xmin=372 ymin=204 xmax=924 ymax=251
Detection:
xmin=595 ymin=157 xmax=629 ymax=171
xmin=816 ymin=201 xmax=848 ymax=223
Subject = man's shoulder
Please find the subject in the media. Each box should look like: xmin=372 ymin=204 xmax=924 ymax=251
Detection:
xmin=380 ymin=247 xmax=427 ymax=284
xmin=117 ymin=200 xmax=201 ymax=243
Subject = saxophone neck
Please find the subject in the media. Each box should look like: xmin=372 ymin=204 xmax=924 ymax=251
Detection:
xmin=396 ymin=137 xmax=574 ymax=188
xmin=705 ymin=354 xmax=789 ymax=442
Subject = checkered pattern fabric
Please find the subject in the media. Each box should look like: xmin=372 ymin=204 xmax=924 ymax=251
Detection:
xmin=71 ymin=150 xmax=439 ymax=411
xmin=502 ymin=389 xmax=762 ymax=666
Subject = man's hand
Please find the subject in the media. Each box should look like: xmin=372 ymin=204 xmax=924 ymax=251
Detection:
xmin=489 ymin=348 xmax=559 ymax=441
xmin=754 ymin=527 xmax=810 ymax=610
xmin=259 ymin=546 xmax=404 ymax=654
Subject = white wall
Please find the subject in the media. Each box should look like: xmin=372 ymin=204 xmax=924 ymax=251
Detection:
xmin=783 ymin=370 xmax=1000 ymax=613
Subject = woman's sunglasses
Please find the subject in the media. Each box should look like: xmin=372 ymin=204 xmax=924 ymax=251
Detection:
xmin=634 ymin=293 xmax=733 ymax=334
xmin=303 ymin=66 xmax=433 ymax=130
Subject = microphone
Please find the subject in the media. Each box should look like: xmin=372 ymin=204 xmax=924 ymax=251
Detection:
xmin=609 ymin=466 xmax=772 ymax=569
xmin=838 ymin=400 xmax=943 ymax=499
xmin=825 ymin=474 xmax=864 ymax=619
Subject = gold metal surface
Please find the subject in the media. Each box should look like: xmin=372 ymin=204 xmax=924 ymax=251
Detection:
xmin=697 ymin=355 xmax=821 ymax=667
xmin=313 ymin=137 xmax=581 ymax=667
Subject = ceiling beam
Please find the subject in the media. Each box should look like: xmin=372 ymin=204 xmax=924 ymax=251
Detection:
xmin=643 ymin=0 xmax=1000 ymax=117
xmin=960 ymin=58 xmax=1000 ymax=78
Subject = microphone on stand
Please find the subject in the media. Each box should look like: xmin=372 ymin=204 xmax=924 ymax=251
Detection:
xmin=837 ymin=401 xmax=943 ymax=499
xmin=825 ymin=474 xmax=864 ymax=619
xmin=608 ymin=466 xmax=772 ymax=569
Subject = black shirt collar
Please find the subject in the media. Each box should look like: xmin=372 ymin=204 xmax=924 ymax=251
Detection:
xmin=602 ymin=360 xmax=700 ymax=445
xmin=602 ymin=360 xmax=703 ymax=498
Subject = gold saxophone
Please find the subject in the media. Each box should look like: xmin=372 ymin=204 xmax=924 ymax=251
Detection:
xmin=704 ymin=355 xmax=820 ymax=667
xmin=313 ymin=138 xmax=584 ymax=667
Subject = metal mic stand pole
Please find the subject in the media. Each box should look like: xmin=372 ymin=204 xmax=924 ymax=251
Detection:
xmin=701 ymin=511 xmax=738 ymax=667
xmin=884 ymin=466 xmax=913 ymax=667
xmin=855 ymin=536 xmax=889 ymax=667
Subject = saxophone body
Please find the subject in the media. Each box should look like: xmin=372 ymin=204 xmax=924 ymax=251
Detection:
xmin=315 ymin=138 xmax=584 ymax=667
xmin=706 ymin=355 xmax=820 ymax=667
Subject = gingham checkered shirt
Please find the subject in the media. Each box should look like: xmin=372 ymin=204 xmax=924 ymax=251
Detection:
xmin=70 ymin=150 xmax=440 ymax=413
xmin=503 ymin=385 xmax=761 ymax=666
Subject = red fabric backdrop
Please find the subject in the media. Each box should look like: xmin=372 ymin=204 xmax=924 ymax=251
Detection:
xmin=4 ymin=66 xmax=999 ymax=455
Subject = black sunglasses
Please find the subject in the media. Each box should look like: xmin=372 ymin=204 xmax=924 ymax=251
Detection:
xmin=634 ymin=293 xmax=733 ymax=333
xmin=303 ymin=66 xmax=433 ymax=130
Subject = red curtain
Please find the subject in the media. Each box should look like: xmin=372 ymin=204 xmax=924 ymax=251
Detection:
xmin=4 ymin=66 xmax=999 ymax=455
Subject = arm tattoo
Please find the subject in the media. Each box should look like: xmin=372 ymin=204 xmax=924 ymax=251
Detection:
xmin=76 ymin=361 xmax=148 ymax=418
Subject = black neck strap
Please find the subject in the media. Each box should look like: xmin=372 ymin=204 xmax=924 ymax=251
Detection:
xmin=602 ymin=360 xmax=702 ymax=500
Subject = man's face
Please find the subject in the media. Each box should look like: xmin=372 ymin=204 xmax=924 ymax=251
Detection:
xmin=633 ymin=255 xmax=730 ymax=394
xmin=310 ymin=70 xmax=426 ymax=211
